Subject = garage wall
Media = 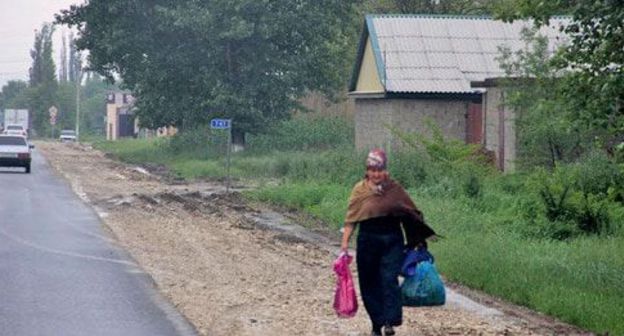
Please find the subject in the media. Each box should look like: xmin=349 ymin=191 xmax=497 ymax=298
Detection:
xmin=355 ymin=98 xmax=468 ymax=151
xmin=482 ymin=87 xmax=517 ymax=172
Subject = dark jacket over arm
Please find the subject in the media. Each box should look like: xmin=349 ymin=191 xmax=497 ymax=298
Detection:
xmin=399 ymin=209 xmax=435 ymax=248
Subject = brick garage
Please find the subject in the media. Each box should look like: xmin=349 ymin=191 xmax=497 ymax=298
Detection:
xmin=354 ymin=98 xmax=474 ymax=150
xmin=348 ymin=14 xmax=567 ymax=171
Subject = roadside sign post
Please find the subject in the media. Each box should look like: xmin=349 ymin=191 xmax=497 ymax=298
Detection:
xmin=210 ymin=118 xmax=232 ymax=193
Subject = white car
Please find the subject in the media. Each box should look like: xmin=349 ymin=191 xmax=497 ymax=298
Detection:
xmin=0 ymin=135 xmax=33 ymax=173
xmin=3 ymin=124 xmax=28 ymax=137
xmin=59 ymin=130 xmax=77 ymax=142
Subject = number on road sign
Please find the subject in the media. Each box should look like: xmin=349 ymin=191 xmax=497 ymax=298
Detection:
xmin=210 ymin=119 xmax=231 ymax=129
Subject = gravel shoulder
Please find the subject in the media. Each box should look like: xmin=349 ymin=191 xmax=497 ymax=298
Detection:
xmin=37 ymin=141 xmax=593 ymax=336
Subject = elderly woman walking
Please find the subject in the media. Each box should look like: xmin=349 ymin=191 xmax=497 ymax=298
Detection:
xmin=340 ymin=148 xmax=437 ymax=336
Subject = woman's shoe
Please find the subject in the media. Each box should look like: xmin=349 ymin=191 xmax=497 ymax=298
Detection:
xmin=383 ymin=325 xmax=395 ymax=336
xmin=371 ymin=330 xmax=382 ymax=336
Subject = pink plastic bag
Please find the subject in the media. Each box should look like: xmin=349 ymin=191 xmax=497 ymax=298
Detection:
xmin=333 ymin=253 xmax=358 ymax=318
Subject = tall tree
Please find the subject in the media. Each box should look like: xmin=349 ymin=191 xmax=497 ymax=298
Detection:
xmin=56 ymin=0 xmax=361 ymax=145
xmin=59 ymin=32 xmax=68 ymax=82
xmin=68 ymin=32 xmax=82 ymax=83
xmin=29 ymin=23 xmax=56 ymax=87
xmin=28 ymin=23 xmax=58 ymax=135
xmin=29 ymin=29 xmax=44 ymax=86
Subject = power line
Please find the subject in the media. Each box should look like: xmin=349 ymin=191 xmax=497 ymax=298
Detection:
xmin=0 ymin=71 xmax=27 ymax=75
xmin=0 ymin=60 xmax=31 ymax=64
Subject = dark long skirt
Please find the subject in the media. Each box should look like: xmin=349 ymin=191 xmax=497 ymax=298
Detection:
xmin=356 ymin=223 xmax=404 ymax=331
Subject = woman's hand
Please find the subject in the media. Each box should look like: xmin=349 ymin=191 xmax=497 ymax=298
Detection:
xmin=340 ymin=222 xmax=355 ymax=254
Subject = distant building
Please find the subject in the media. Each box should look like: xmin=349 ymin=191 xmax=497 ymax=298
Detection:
xmin=349 ymin=14 xmax=568 ymax=171
xmin=106 ymin=92 xmax=136 ymax=140
xmin=105 ymin=92 xmax=177 ymax=140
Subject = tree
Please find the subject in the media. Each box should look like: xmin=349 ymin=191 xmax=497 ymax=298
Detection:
xmin=362 ymin=0 xmax=496 ymax=15
xmin=494 ymin=0 xmax=624 ymax=142
xmin=81 ymin=75 xmax=118 ymax=135
xmin=497 ymin=28 xmax=584 ymax=169
xmin=28 ymin=23 xmax=58 ymax=135
xmin=59 ymin=32 xmax=68 ymax=83
xmin=489 ymin=0 xmax=574 ymax=21
xmin=0 ymin=80 xmax=29 ymax=111
xmin=68 ymin=32 xmax=82 ymax=83
xmin=29 ymin=23 xmax=56 ymax=87
xmin=56 ymin=0 xmax=361 ymax=145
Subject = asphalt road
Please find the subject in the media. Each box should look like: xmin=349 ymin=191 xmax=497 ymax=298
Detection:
xmin=0 ymin=149 xmax=197 ymax=336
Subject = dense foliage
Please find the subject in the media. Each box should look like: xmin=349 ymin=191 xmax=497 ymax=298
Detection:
xmin=28 ymin=23 xmax=58 ymax=134
xmin=0 ymin=81 xmax=29 ymax=111
xmin=246 ymin=114 xmax=354 ymax=152
xmin=492 ymin=23 xmax=624 ymax=242
xmin=55 ymin=0 xmax=362 ymax=144
xmin=362 ymin=0 xmax=496 ymax=15
xmin=495 ymin=0 xmax=624 ymax=145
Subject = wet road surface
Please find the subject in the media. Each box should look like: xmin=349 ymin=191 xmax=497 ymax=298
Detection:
xmin=0 ymin=149 xmax=197 ymax=336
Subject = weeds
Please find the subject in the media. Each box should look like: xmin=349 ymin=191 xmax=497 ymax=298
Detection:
xmin=93 ymin=115 xmax=624 ymax=335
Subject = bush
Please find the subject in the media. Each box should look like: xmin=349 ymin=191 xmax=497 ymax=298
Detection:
xmin=389 ymin=120 xmax=479 ymax=166
xmin=161 ymin=125 xmax=230 ymax=160
xmin=526 ymin=162 xmax=623 ymax=239
xmin=284 ymin=148 xmax=363 ymax=184
xmin=389 ymin=150 xmax=428 ymax=189
xmin=247 ymin=114 xmax=354 ymax=152
xmin=575 ymin=150 xmax=622 ymax=196
xmin=464 ymin=173 xmax=482 ymax=199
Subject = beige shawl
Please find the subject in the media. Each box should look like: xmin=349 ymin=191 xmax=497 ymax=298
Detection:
xmin=344 ymin=179 xmax=435 ymax=241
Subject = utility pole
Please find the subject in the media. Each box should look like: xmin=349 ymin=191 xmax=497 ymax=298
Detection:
xmin=75 ymin=67 xmax=82 ymax=142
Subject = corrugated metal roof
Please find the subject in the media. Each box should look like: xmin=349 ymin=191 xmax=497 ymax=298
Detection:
xmin=353 ymin=14 xmax=569 ymax=94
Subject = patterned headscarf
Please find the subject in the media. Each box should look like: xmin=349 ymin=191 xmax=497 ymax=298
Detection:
xmin=366 ymin=148 xmax=387 ymax=170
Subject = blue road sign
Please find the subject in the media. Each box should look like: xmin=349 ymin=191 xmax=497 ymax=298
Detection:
xmin=210 ymin=118 xmax=231 ymax=129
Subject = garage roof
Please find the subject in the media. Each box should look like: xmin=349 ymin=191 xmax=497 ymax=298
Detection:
xmin=349 ymin=14 xmax=569 ymax=95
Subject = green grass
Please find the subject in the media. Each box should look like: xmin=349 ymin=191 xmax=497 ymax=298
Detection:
xmin=93 ymin=128 xmax=624 ymax=335
xmin=247 ymin=182 xmax=352 ymax=231
xmin=421 ymin=192 xmax=624 ymax=333
xmin=94 ymin=137 xmax=171 ymax=164
xmin=249 ymin=179 xmax=624 ymax=333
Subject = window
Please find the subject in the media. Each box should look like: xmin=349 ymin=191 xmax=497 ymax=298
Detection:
xmin=0 ymin=136 xmax=27 ymax=146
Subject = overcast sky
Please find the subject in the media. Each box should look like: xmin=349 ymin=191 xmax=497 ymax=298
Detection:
xmin=0 ymin=0 xmax=82 ymax=87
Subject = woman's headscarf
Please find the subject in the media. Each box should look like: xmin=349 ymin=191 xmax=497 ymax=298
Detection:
xmin=366 ymin=148 xmax=387 ymax=170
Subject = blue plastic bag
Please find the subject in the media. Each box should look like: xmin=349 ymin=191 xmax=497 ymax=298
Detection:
xmin=401 ymin=257 xmax=445 ymax=307
xmin=401 ymin=248 xmax=434 ymax=277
